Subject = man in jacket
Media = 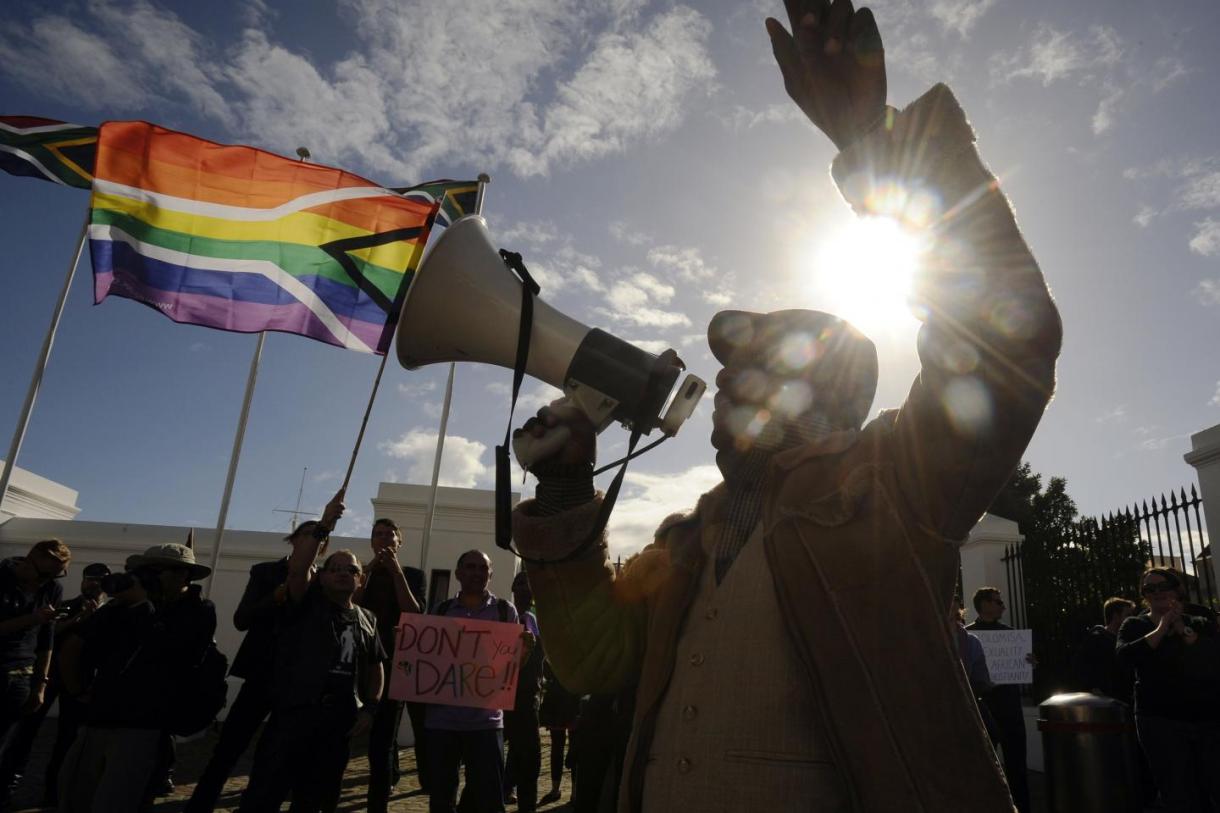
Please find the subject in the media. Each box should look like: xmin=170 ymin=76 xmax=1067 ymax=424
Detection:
xmin=509 ymin=1 xmax=1062 ymax=810
xmin=185 ymin=518 xmax=329 ymax=813
xmin=967 ymin=587 xmax=1037 ymax=811
xmin=238 ymin=494 xmax=386 ymax=813
xmin=356 ymin=517 xmax=425 ymax=812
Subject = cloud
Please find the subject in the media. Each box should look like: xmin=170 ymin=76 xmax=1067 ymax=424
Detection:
xmin=1212 ymin=382 xmax=1220 ymax=407
xmin=517 ymin=383 xmax=566 ymax=413
xmin=716 ymin=103 xmax=805 ymax=131
xmin=599 ymin=271 xmax=691 ymax=328
xmin=992 ymin=24 xmax=1122 ymax=86
xmin=0 ymin=0 xmax=716 ymax=181
xmin=489 ymin=220 xmax=605 ymax=295
xmin=1181 ymin=172 xmax=1220 ymax=210
xmin=379 ymin=429 xmax=490 ymax=487
xmin=647 ymin=245 xmax=715 ymax=282
xmin=1195 ymin=278 xmax=1220 ymax=305
xmin=1125 ymin=158 xmax=1220 ymax=257
xmin=1191 ymin=221 xmax=1220 ymax=257
xmin=609 ymin=220 xmax=653 ymax=247
xmin=513 ymin=7 xmax=716 ymax=176
xmin=496 ymin=220 xmax=561 ymax=248
xmin=1095 ymin=406 xmax=1127 ymax=425
xmin=0 ymin=15 xmax=150 ymax=109
xmin=624 ymin=338 xmax=671 ymax=355
xmin=398 ymin=380 xmax=438 ymax=398
xmin=1133 ymin=206 xmax=1158 ymax=228
xmin=928 ymin=0 xmax=997 ymax=38
xmin=605 ymin=464 xmax=722 ymax=554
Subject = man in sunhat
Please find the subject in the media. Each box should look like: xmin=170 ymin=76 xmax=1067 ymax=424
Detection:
xmin=509 ymin=1 xmax=1062 ymax=810
xmin=58 ymin=543 xmax=216 ymax=813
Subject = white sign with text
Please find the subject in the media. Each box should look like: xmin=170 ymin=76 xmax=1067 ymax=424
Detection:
xmin=973 ymin=629 xmax=1034 ymax=685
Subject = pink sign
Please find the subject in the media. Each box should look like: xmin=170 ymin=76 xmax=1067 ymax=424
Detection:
xmin=388 ymin=613 xmax=524 ymax=710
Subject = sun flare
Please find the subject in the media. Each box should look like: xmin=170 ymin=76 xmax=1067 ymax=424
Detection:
xmin=801 ymin=216 xmax=926 ymax=335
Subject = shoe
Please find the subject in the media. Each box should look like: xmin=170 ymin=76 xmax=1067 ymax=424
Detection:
xmin=540 ymin=788 xmax=562 ymax=804
xmin=157 ymin=778 xmax=175 ymax=796
xmin=505 ymin=793 xmax=517 ymax=804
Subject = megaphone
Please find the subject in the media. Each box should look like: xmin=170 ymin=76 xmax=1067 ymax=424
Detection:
xmin=396 ymin=216 xmax=706 ymax=465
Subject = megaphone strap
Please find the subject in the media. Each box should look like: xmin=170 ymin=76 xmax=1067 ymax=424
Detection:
xmin=495 ymin=249 xmax=538 ymax=555
xmin=493 ymin=248 xmax=651 ymax=567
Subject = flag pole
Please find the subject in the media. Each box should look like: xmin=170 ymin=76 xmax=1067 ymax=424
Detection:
xmin=202 ymin=147 xmax=316 ymax=595
xmin=418 ymin=173 xmax=489 ymax=577
xmin=0 ymin=213 xmax=89 ymax=518
xmin=204 ymin=330 xmax=266 ymax=598
xmin=341 ymin=350 xmax=390 ymax=494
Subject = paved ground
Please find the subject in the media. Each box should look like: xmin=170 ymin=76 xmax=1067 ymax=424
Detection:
xmin=8 ymin=724 xmax=576 ymax=812
xmin=5 ymin=722 xmax=1136 ymax=813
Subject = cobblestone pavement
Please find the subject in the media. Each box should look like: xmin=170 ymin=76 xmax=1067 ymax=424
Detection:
xmin=9 ymin=725 xmax=575 ymax=812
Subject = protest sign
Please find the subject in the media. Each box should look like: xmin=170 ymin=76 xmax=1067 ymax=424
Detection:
xmin=388 ymin=612 xmax=523 ymax=710
xmin=973 ymin=629 xmax=1034 ymax=685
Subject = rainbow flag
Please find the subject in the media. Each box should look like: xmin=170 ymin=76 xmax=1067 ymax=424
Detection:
xmin=88 ymin=121 xmax=440 ymax=354
xmin=0 ymin=116 xmax=97 ymax=188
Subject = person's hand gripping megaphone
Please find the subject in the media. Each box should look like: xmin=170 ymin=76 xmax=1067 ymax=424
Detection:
xmin=513 ymin=400 xmax=597 ymax=472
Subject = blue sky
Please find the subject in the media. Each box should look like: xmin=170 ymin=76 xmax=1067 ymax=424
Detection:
xmin=2 ymin=0 xmax=1219 ymax=554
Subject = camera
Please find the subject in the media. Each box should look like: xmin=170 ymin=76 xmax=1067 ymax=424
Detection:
xmin=100 ymin=572 xmax=138 ymax=595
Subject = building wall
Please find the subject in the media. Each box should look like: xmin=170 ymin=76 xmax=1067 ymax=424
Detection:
xmin=0 ymin=460 xmax=80 ymax=522
xmin=0 ymin=518 xmax=368 ymax=675
xmin=370 ymin=482 xmax=521 ymax=609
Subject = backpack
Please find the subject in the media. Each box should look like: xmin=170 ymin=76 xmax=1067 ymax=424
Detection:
xmin=167 ymin=641 xmax=230 ymax=737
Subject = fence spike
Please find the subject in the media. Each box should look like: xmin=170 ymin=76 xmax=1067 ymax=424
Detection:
xmin=1169 ymin=490 xmax=1180 ymax=510
xmin=1191 ymin=483 xmax=1199 ymax=500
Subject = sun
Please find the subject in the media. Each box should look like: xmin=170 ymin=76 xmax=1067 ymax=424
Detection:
xmin=800 ymin=216 xmax=926 ymax=335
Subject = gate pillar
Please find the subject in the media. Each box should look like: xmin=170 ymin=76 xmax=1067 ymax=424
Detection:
xmin=960 ymin=513 xmax=1025 ymax=623
xmin=1185 ymin=422 xmax=1220 ymax=605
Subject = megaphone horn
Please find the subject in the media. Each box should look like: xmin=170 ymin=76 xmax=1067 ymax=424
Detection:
xmin=396 ymin=216 xmax=706 ymax=456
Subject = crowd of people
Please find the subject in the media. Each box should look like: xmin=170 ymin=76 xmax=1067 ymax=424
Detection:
xmin=0 ymin=506 xmax=639 ymax=813
xmin=7 ymin=0 xmax=1218 ymax=810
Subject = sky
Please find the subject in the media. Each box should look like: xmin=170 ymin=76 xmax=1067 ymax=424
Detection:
xmin=1 ymin=0 xmax=1219 ymax=557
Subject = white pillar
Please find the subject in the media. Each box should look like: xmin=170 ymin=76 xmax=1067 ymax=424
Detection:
xmin=1184 ymin=422 xmax=1220 ymax=602
xmin=960 ymin=512 xmax=1025 ymax=623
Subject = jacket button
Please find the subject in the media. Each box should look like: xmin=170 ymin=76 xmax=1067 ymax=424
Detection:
xmin=705 ymin=607 xmax=718 ymax=620
xmin=677 ymin=757 xmax=692 ymax=774
xmin=682 ymin=705 xmax=698 ymax=721
xmin=689 ymin=652 xmax=704 ymax=666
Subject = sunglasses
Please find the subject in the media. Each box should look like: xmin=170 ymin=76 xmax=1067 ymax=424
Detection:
xmin=326 ymin=565 xmax=362 ymax=576
xmin=1141 ymin=582 xmax=1177 ymax=596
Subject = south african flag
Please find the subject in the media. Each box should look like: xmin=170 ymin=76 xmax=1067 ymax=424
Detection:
xmin=0 ymin=115 xmax=97 ymax=189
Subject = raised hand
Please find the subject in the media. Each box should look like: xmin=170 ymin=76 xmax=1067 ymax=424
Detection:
xmin=766 ymin=0 xmax=887 ymax=151
xmin=320 ymin=487 xmax=346 ymax=531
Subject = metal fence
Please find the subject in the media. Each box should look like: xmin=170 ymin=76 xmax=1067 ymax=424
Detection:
xmin=1003 ymin=486 xmax=1209 ymax=700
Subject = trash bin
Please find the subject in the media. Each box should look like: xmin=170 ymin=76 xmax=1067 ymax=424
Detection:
xmin=1037 ymin=692 xmax=1141 ymax=812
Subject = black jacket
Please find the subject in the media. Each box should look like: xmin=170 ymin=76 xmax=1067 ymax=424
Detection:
xmin=81 ymin=585 xmax=216 ymax=729
xmin=230 ymin=558 xmax=289 ymax=681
